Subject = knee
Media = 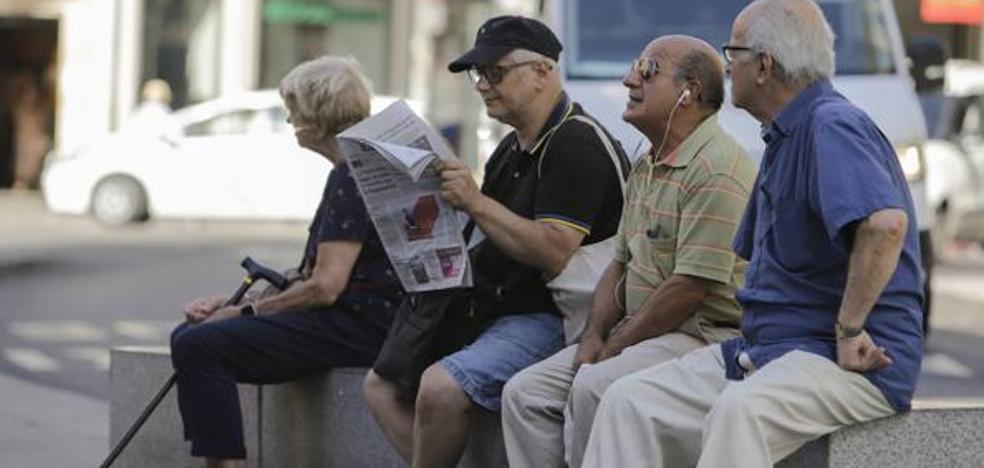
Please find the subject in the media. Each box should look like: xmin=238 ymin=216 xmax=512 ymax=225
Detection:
xmin=416 ymin=364 xmax=470 ymax=418
xmin=570 ymin=366 xmax=609 ymax=406
xmin=706 ymin=385 xmax=763 ymax=425
xmin=363 ymin=370 xmax=398 ymax=413
xmin=169 ymin=324 xmax=214 ymax=370
xmin=501 ymin=367 xmax=536 ymax=414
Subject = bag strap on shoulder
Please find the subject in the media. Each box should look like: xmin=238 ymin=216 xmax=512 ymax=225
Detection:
xmin=536 ymin=115 xmax=627 ymax=195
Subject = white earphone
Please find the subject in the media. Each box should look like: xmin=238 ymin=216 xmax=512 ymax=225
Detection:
xmin=677 ymin=88 xmax=692 ymax=106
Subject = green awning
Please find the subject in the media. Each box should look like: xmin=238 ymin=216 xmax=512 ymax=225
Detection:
xmin=263 ymin=1 xmax=384 ymax=25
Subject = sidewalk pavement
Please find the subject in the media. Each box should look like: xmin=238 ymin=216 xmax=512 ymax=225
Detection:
xmin=0 ymin=372 xmax=107 ymax=467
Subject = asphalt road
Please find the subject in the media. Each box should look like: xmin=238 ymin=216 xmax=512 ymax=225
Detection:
xmin=1 ymin=191 xmax=984 ymax=401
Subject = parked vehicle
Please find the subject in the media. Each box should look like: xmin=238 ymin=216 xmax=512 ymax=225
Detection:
xmin=921 ymin=60 xmax=984 ymax=253
xmin=549 ymin=0 xmax=940 ymax=331
xmin=41 ymin=91 xmax=419 ymax=225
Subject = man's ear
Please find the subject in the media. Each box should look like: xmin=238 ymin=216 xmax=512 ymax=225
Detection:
xmin=685 ymin=80 xmax=702 ymax=106
xmin=757 ymin=53 xmax=774 ymax=85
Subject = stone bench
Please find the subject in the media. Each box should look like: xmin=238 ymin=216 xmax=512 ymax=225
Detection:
xmin=108 ymin=346 xmax=504 ymax=468
xmin=777 ymin=399 xmax=984 ymax=467
xmin=110 ymin=346 xmax=983 ymax=467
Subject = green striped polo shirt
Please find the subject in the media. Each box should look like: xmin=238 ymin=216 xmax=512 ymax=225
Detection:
xmin=613 ymin=114 xmax=757 ymax=343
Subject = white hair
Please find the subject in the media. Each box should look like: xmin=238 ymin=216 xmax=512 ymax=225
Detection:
xmin=744 ymin=0 xmax=836 ymax=84
xmin=279 ymin=55 xmax=372 ymax=135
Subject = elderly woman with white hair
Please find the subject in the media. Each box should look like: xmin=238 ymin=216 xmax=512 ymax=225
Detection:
xmin=169 ymin=56 xmax=403 ymax=468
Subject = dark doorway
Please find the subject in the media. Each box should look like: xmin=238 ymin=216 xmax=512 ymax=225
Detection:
xmin=0 ymin=17 xmax=58 ymax=190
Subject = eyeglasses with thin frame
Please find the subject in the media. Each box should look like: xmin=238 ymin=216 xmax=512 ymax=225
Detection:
xmin=467 ymin=60 xmax=540 ymax=84
xmin=629 ymin=57 xmax=660 ymax=81
xmin=721 ymin=44 xmax=755 ymax=64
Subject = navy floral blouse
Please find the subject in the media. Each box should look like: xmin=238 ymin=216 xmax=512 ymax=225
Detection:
xmin=304 ymin=163 xmax=403 ymax=316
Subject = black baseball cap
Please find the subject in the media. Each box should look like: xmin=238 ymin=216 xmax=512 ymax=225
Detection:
xmin=448 ymin=15 xmax=562 ymax=73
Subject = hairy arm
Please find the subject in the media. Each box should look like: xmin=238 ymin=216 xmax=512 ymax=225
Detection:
xmin=599 ymin=274 xmax=712 ymax=358
xmin=836 ymin=209 xmax=908 ymax=371
xmin=572 ymin=260 xmax=627 ymax=369
xmin=438 ymin=158 xmax=584 ymax=277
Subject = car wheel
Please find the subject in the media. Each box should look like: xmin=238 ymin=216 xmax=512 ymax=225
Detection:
xmin=91 ymin=176 xmax=148 ymax=226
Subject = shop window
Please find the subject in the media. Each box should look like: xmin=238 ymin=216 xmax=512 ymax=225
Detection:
xmin=142 ymin=0 xmax=222 ymax=109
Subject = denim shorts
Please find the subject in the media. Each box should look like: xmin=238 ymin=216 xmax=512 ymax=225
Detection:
xmin=439 ymin=312 xmax=565 ymax=411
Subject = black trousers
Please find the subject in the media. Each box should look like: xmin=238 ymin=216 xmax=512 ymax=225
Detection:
xmin=170 ymin=304 xmax=392 ymax=458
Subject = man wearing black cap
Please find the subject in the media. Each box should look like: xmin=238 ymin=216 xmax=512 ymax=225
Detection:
xmin=363 ymin=15 xmax=629 ymax=468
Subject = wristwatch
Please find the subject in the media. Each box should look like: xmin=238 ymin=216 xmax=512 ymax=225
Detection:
xmin=835 ymin=320 xmax=863 ymax=340
xmin=240 ymin=303 xmax=257 ymax=317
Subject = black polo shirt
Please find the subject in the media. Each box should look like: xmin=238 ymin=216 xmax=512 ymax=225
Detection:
xmin=473 ymin=94 xmax=630 ymax=316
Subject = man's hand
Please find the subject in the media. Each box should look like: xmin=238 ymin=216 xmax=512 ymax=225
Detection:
xmin=437 ymin=159 xmax=483 ymax=213
xmin=182 ymin=295 xmax=227 ymax=323
xmin=837 ymin=330 xmax=893 ymax=372
xmin=596 ymin=340 xmax=627 ymax=363
xmin=572 ymin=334 xmax=605 ymax=371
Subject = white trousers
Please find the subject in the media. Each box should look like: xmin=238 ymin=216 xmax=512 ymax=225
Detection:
xmin=501 ymin=332 xmax=704 ymax=468
xmin=582 ymin=345 xmax=896 ymax=468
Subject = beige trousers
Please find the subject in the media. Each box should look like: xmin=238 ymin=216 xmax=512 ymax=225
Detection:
xmin=582 ymin=345 xmax=897 ymax=468
xmin=501 ymin=332 xmax=704 ymax=468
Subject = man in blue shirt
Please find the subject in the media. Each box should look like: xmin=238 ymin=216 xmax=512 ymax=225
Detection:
xmin=581 ymin=1 xmax=923 ymax=467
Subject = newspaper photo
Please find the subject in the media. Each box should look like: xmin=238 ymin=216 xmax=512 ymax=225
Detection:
xmin=338 ymin=100 xmax=471 ymax=291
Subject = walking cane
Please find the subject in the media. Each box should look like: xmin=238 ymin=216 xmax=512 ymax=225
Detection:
xmin=100 ymin=256 xmax=289 ymax=468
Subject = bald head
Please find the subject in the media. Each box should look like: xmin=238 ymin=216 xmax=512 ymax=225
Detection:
xmin=735 ymin=0 xmax=835 ymax=85
xmin=650 ymin=35 xmax=725 ymax=111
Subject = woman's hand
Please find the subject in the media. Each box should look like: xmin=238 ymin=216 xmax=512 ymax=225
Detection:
xmin=182 ymin=295 xmax=227 ymax=323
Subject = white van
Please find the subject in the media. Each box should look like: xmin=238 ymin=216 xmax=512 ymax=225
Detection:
xmin=549 ymin=0 xmax=935 ymax=326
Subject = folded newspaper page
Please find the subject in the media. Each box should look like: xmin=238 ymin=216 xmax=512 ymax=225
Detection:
xmin=338 ymin=100 xmax=472 ymax=291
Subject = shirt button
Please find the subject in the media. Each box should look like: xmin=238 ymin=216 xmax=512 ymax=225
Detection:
xmin=513 ymin=171 xmax=520 ymax=178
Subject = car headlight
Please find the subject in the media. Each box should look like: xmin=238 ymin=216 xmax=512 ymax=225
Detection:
xmin=896 ymin=145 xmax=924 ymax=182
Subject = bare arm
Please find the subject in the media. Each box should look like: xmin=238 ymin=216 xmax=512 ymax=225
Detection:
xmin=253 ymin=241 xmax=363 ymax=314
xmin=572 ymin=260 xmax=627 ymax=370
xmin=189 ymin=241 xmax=362 ymax=323
xmin=600 ymin=273 xmax=713 ymax=359
xmin=836 ymin=208 xmax=908 ymax=371
xmin=438 ymin=158 xmax=583 ymax=277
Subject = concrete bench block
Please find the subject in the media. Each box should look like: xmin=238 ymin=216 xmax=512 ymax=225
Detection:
xmin=778 ymin=400 xmax=984 ymax=467
xmin=109 ymin=347 xmax=260 ymax=468
xmin=261 ymin=367 xmax=506 ymax=468
xmin=110 ymin=347 xmax=505 ymax=467
xmin=113 ymin=347 xmax=984 ymax=468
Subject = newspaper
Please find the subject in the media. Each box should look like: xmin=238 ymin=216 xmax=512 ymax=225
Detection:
xmin=338 ymin=100 xmax=471 ymax=291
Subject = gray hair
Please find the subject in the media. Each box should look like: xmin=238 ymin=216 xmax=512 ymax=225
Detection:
xmin=279 ymin=56 xmax=372 ymax=135
xmin=744 ymin=0 xmax=836 ymax=85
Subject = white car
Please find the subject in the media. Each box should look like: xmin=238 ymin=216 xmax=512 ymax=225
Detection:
xmin=42 ymin=90 xmax=419 ymax=225
xmin=923 ymin=93 xmax=984 ymax=251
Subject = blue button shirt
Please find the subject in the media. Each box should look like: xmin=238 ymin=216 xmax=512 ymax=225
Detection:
xmin=720 ymin=80 xmax=924 ymax=411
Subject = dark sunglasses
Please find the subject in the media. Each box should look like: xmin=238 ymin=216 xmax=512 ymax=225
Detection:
xmin=629 ymin=57 xmax=660 ymax=81
xmin=721 ymin=44 xmax=756 ymax=64
xmin=467 ymin=60 xmax=540 ymax=85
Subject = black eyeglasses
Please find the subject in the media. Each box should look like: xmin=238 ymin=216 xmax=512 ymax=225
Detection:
xmin=721 ymin=44 xmax=755 ymax=64
xmin=467 ymin=60 xmax=540 ymax=84
xmin=629 ymin=57 xmax=660 ymax=81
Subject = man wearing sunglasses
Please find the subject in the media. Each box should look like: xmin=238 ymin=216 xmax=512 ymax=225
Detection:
xmin=583 ymin=1 xmax=924 ymax=467
xmin=363 ymin=15 xmax=630 ymax=468
xmin=502 ymin=34 xmax=756 ymax=468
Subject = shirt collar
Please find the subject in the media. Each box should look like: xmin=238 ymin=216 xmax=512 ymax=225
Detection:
xmin=652 ymin=113 xmax=720 ymax=168
xmin=762 ymin=79 xmax=833 ymax=144
xmin=516 ymin=93 xmax=573 ymax=155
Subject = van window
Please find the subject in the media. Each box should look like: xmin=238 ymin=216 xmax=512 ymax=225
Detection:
xmin=564 ymin=0 xmax=895 ymax=79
